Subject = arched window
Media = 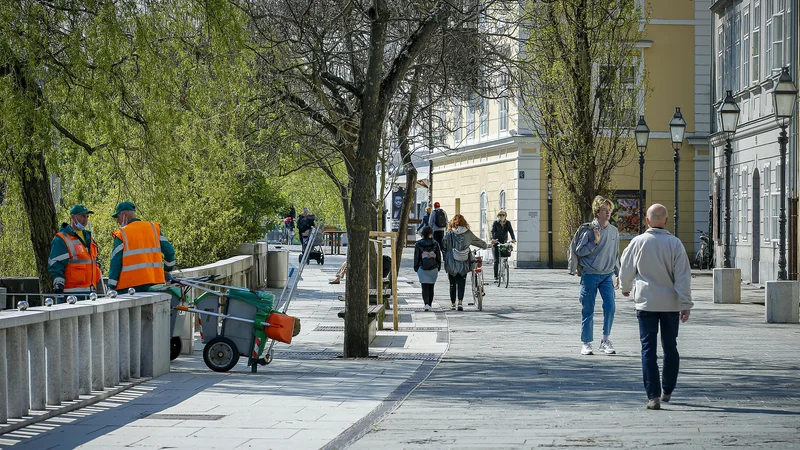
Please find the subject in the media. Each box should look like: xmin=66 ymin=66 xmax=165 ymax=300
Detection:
xmin=499 ymin=190 xmax=506 ymax=211
xmin=480 ymin=191 xmax=488 ymax=240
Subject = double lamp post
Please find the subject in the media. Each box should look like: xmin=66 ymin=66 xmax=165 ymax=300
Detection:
xmin=633 ymin=108 xmax=685 ymax=236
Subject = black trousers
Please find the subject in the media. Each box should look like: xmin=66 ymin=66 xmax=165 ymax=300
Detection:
xmin=493 ymin=245 xmax=501 ymax=278
xmin=421 ymin=283 xmax=435 ymax=306
xmin=448 ymin=273 xmax=467 ymax=302
xmin=433 ymin=230 xmax=445 ymax=257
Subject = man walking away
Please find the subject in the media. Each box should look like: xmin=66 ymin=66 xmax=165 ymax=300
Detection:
xmin=490 ymin=210 xmax=516 ymax=279
xmin=108 ymin=201 xmax=176 ymax=293
xmin=574 ymin=196 xmax=620 ymax=356
xmin=620 ymin=203 xmax=693 ymax=410
xmin=429 ymin=202 xmax=448 ymax=257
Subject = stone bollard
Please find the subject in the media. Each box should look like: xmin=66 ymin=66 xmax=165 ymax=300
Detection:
xmin=119 ymin=308 xmax=131 ymax=382
xmin=90 ymin=313 xmax=105 ymax=391
xmin=765 ymin=281 xmax=800 ymax=323
xmin=713 ymin=268 xmax=741 ymax=304
xmin=78 ymin=315 xmax=92 ymax=395
xmin=45 ymin=319 xmax=62 ymax=406
xmin=130 ymin=306 xmax=142 ymax=378
xmin=8 ymin=326 xmax=29 ymax=418
xmin=103 ymin=310 xmax=120 ymax=387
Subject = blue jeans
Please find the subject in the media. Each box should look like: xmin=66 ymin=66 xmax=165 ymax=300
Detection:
xmin=580 ymin=273 xmax=615 ymax=343
xmin=637 ymin=311 xmax=680 ymax=400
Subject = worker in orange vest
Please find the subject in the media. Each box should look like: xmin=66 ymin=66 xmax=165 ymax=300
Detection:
xmin=48 ymin=204 xmax=102 ymax=298
xmin=107 ymin=201 xmax=176 ymax=293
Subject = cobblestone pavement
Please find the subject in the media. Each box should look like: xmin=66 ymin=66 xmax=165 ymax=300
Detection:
xmin=351 ymin=269 xmax=800 ymax=449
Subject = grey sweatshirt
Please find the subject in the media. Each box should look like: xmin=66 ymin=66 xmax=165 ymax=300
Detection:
xmin=619 ymin=227 xmax=693 ymax=312
xmin=575 ymin=220 xmax=620 ymax=276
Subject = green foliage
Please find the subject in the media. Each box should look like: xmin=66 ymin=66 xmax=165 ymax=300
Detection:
xmin=280 ymin=167 xmax=347 ymax=230
xmin=0 ymin=0 xmax=289 ymax=275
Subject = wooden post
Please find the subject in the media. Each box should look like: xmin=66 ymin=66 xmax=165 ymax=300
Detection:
xmin=391 ymin=236 xmax=398 ymax=330
xmin=376 ymin=240 xmax=382 ymax=307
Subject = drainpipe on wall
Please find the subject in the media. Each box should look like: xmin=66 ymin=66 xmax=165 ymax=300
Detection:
xmin=428 ymin=159 xmax=433 ymax=206
xmin=547 ymin=154 xmax=554 ymax=269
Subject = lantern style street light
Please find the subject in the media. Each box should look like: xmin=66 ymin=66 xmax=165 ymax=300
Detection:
xmin=771 ymin=67 xmax=798 ymax=280
xmin=717 ymin=90 xmax=740 ymax=268
xmin=669 ymin=107 xmax=686 ymax=238
xmin=635 ymin=115 xmax=650 ymax=234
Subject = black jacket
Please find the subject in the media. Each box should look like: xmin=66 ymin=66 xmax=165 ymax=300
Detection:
xmin=413 ymin=238 xmax=441 ymax=272
xmin=298 ymin=214 xmax=315 ymax=233
xmin=491 ymin=220 xmax=515 ymax=243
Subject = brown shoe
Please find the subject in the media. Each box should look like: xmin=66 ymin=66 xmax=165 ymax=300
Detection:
xmin=329 ymin=277 xmax=340 ymax=284
xmin=646 ymin=398 xmax=661 ymax=410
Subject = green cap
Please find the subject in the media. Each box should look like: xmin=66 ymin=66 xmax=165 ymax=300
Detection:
xmin=111 ymin=201 xmax=136 ymax=218
xmin=69 ymin=204 xmax=94 ymax=215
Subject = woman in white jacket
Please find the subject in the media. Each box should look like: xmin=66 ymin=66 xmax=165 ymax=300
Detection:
xmin=619 ymin=204 xmax=693 ymax=411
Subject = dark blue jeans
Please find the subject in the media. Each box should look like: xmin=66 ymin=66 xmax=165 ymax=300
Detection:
xmin=637 ymin=310 xmax=680 ymax=400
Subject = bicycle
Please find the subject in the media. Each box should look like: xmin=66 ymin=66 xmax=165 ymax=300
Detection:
xmin=470 ymin=249 xmax=486 ymax=311
xmin=494 ymin=243 xmax=513 ymax=288
xmin=695 ymin=229 xmax=713 ymax=269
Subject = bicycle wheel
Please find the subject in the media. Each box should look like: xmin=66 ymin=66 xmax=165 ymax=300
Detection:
xmin=695 ymin=249 xmax=704 ymax=269
xmin=503 ymin=260 xmax=509 ymax=288
xmin=471 ymin=271 xmax=479 ymax=303
xmin=476 ymin=271 xmax=483 ymax=311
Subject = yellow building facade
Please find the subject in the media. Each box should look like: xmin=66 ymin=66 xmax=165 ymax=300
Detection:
xmin=429 ymin=1 xmax=713 ymax=267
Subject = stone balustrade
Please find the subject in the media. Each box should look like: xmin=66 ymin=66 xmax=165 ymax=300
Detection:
xmin=0 ymin=293 xmax=170 ymax=425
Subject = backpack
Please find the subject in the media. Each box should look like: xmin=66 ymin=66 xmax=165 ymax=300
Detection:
xmin=433 ymin=209 xmax=447 ymax=228
xmin=567 ymin=222 xmax=594 ymax=276
xmin=420 ymin=243 xmax=438 ymax=270
xmin=448 ymin=232 xmax=471 ymax=262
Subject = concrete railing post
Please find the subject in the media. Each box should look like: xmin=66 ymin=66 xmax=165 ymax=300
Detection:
xmin=0 ymin=329 xmax=6 ymax=424
xmin=90 ymin=313 xmax=104 ymax=391
xmin=28 ymin=322 xmax=46 ymax=410
xmin=60 ymin=317 xmax=77 ymax=402
xmin=119 ymin=308 xmax=131 ymax=382
xmin=8 ymin=326 xmax=28 ymax=418
xmin=78 ymin=315 xmax=92 ymax=395
xmin=140 ymin=298 xmax=170 ymax=378
xmin=103 ymin=311 xmax=120 ymax=387
xmin=130 ymin=306 xmax=141 ymax=378
xmin=45 ymin=319 xmax=62 ymax=406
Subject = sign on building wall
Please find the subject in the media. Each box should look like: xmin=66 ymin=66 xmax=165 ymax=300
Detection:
xmin=611 ymin=190 xmax=643 ymax=240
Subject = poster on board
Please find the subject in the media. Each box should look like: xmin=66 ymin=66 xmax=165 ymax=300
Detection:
xmin=611 ymin=190 xmax=643 ymax=240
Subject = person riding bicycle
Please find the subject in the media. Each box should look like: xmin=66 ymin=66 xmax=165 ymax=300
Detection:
xmin=490 ymin=210 xmax=516 ymax=280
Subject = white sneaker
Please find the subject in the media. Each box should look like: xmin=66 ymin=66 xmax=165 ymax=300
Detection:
xmin=423 ymin=305 xmax=431 ymax=311
xmin=581 ymin=343 xmax=593 ymax=355
xmin=599 ymin=340 xmax=616 ymax=354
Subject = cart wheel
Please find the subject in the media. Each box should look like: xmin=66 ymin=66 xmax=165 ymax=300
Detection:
xmin=318 ymin=253 xmax=324 ymax=265
xmin=170 ymin=336 xmax=182 ymax=361
xmin=203 ymin=336 xmax=240 ymax=372
xmin=260 ymin=351 xmax=273 ymax=366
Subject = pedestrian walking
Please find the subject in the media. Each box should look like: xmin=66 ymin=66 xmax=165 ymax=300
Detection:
xmin=48 ymin=204 xmax=102 ymax=298
xmin=417 ymin=206 xmax=432 ymax=234
xmin=429 ymin=202 xmax=448 ymax=257
xmin=572 ymin=196 xmax=620 ymax=356
xmin=490 ymin=210 xmax=516 ymax=279
xmin=414 ymin=226 xmax=441 ymax=311
xmin=107 ymin=201 xmax=176 ymax=293
xmin=620 ymin=203 xmax=693 ymax=410
xmin=442 ymin=214 xmax=488 ymax=311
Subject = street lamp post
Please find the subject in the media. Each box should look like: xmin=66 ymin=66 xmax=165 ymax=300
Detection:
xmin=635 ymin=116 xmax=650 ymax=234
xmin=669 ymin=107 xmax=686 ymax=237
xmin=718 ymin=91 xmax=740 ymax=269
xmin=771 ymin=67 xmax=798 ymax=281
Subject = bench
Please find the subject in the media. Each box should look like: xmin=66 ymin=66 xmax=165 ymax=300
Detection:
xmin=337 ymin=304 xmax=386 ymax=343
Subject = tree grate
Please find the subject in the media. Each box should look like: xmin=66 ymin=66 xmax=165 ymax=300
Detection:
xmin=315 ymin=325 xmax=447 ymax=332
xmin=330 ymin=306 xmax=445 ymax=313
xmin=273 ymin=351 xmax=442 ymax=361
xmin=144 ymin=413 xmax=224 ymax=421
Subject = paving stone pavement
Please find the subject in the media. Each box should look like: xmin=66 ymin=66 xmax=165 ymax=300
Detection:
xmin=351 ymin=269 xmax=800 ymax=449
xmin=1 ymin=251 xmax=446 ymax=450
xmin=4 ymin=248 xmax=800 ymax=449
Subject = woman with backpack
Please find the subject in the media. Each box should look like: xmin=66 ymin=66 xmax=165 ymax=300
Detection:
xmin=442 ymin=214 xmax=489 ymax=311
xmin=414 ymin=226 xmax=441 ymax=312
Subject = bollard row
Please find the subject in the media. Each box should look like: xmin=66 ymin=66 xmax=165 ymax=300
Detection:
xmin=0 ymin=293 xmax=171 ymax=423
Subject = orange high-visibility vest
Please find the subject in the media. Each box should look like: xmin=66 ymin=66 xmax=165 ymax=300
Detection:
xmin=56 ymin=232 xmax=101 ymax=290
xmin=112 ymin=221 xmax=165 ymax=289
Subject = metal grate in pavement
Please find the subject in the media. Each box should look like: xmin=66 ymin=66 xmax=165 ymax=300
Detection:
xmin=314 ymin=325 xmax=447 ymax=332
xmin=330 ymin=306 xmax=445 ymax=313
xmin=436 ymin=331 xmax=448 ymax=343
xmin=144 ymin=414 xmax=224 ymax=421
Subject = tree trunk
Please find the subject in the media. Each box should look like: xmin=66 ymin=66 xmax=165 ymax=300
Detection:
xmin=393 ymin=70 xmax=421 ymax=272
xmin=16 ymin=147 xmax=57 ymax=295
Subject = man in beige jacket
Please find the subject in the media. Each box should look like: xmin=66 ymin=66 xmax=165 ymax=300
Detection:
xmin=620 ymin=204 xmax=693 ymax=410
